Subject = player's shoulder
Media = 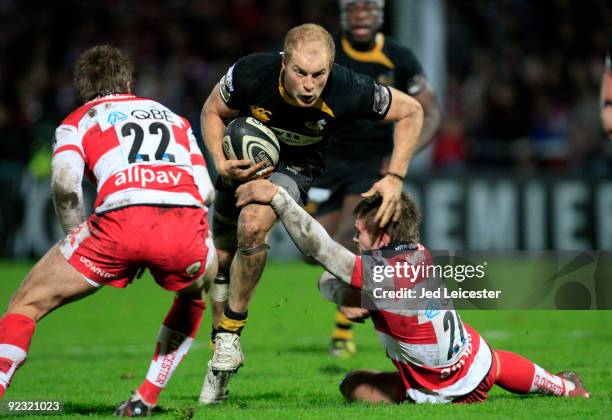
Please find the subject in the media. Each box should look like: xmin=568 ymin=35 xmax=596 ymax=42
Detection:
xmin=60 ymin=101 xmax=98 ymax=128
xmin=381 ymin=35 xmax=423 ymax=71
xmin=381 ymin=34 xmax=413 ymax=54
xmin=60 ymin=95 xmax=190 ymax=130
xmin=235 ymin=52 xmax=281 ymax=76
xmin=329 ymin=61 xmax=373 ymax=87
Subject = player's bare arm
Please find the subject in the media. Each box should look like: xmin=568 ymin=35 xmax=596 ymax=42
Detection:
xmin=236 ymin=180 xmax=356 ymax=282
xmin=411 ymin=76 xmax=442 ymax=152
xmin=201 ymin=84 xmax=270 ymax=180
xmin=362 ymin=87 xmax=423 ymax=227
xmin=51 ymin=146 xmax=85 ymax=234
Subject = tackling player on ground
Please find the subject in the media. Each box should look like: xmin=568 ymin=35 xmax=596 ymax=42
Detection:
xmin=199 ymin=23 xmax=423 ymax=404
xmin=312 ymin=0 xmax=441 ymax=358
xmin=0 ymin=45 xmax=217 ymax=417
xmin=235 ymin=179 xmax=590 ymax=404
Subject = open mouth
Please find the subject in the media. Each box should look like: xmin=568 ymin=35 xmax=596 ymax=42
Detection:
xmin=299 ymin=95 xmax=315 ymax=104
xmin=351 ymin=25 xmax=373 ymax=38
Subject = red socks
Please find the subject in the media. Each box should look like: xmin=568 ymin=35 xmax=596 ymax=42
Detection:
xmin=137 ymin=298 xmax=205 ymax=406
xmin=0 ymin=314 xmax=36 ymax=397
xmin=495 ymin=350 xmax=573 ymax=396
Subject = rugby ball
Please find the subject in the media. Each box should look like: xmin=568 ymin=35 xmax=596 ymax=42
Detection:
xmin=223 ymin=117 xmax=280 ymax=169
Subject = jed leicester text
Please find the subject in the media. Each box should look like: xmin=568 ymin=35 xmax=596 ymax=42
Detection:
xmin=372 ymin=287 xmax=501 ymax=300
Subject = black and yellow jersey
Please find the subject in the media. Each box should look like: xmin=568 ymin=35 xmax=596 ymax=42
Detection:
xmin=330 ymin=33 xmax=424 ymax=159
xmin=218 ymin=52 xmax=392 ymax=178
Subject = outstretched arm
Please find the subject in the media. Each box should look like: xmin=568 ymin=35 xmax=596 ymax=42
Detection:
xmin=236 ymin=180 xmax=356 ymax=283
xmin=362 ymin=87 xmax=423 ymax=227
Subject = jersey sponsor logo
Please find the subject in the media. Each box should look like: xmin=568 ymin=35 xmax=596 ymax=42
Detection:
xmin=113 ymin=165 xmax=183 ymax=189
xmin=107 ymin=111 xmax=128 ymax=126
xmin=130 ymin=108 xmax=176 ymax=124
xmin=285 ymin=164 xmax=304 ymax=175
xmin=250 ymin=106 xmax=272 ymax=122
xmin=219 ymin=64 xmax=235 ymax=103
xmin=186 ymin=261 xmax=201 ymax=276
xmin=270 ymin=127 xmax=323 ymax=146
xmin=373 ymin=83 xmax=391 ymax=116
xmin=155 ymin=332 xmax=184 ymax=385
xmin=304 ymin=119 xmax=327 ymax=133
xmin=79 ymin=256 xmax=115 ymax=279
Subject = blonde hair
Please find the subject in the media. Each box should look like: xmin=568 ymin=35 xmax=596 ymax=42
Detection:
xmin=283 ymin=23 xmax=335 ymax=68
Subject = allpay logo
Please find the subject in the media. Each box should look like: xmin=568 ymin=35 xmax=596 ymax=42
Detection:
xmin=113 ymin=166 xmax=183 ymax=188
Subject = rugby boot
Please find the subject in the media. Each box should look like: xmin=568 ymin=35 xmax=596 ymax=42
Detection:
xmin=199 ymin=361 xmax=233 ymax=404
xmin=556 ymin=371 xmax=590 ymax=398
xmin=330 ymin=338 xmax=357 ymax=358
xmin=115 ymin=391 xmax=154 ymax=417
xmin=210 ymin=332 xmax=244 ymax=372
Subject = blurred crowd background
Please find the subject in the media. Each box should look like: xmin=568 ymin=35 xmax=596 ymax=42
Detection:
xmin=1 ymin=0 xmax=610 ymax=177
xmin=1 ymin=0 xmax=611 ymax=257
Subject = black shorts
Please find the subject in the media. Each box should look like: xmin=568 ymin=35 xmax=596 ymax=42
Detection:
xmin=310 ymin=156 xmax=384 ymax=215
xmin=212 ymin=161 xmax=314 ymax=250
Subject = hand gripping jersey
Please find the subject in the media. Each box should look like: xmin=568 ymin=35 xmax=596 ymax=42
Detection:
xmin=218 ymin=53 xmax=392 ymax=179
xmin=350 ymin=244 xmax=493 ymax=403
xmin=52 ymin=94 xmax=207 ymax=214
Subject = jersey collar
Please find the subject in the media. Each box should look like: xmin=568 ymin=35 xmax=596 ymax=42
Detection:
xmin=341 ymin=33 xmax=395 ymax=69
xmin=86 ymin=93 xmax=136 ymax=105
xmin=277 ymin=69 xmax=335 ymax=118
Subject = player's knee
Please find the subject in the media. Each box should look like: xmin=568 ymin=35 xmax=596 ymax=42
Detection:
xmin=237 ymin=209 xmax=271 ymax=246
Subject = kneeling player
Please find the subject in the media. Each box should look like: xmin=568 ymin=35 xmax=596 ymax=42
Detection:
xmin=0 ymin=45 xmax=217 ymax=417
xmin=235 ymin=179 xmax=590 ymax=404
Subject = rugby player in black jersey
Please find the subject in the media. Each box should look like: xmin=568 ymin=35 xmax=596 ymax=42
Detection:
xmin=313 ymin=0 xmax=441 ymax=358
xmin=198 ymin=23 xmax=423 ymax=404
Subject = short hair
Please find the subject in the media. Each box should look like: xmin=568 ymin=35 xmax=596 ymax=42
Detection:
xmin=74 ymin=45 xmax=133 ymax=102
xmin=353 ymin=192 xmax=421 ymax=244
xmin=283 ymin=23 xmax=335 ymax=68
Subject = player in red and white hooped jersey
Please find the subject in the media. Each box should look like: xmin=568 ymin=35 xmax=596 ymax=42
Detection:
xmin=234 ymin=179 xmax=590 ymax=404
xmin=0 ymin=45 xmax=217 ymax=417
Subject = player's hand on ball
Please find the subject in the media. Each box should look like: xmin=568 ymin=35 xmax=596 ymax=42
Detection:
xmin=217 ymin=159 xmax=272 ymax=181
xmin=235 ymin=179 xmax=279 ymax=207
xmin=361 ymin=174 xmax=403 ymax=227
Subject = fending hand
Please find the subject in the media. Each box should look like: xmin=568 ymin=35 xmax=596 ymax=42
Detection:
xmin=361 ymin=174 xmax=403 ymax=227
xmin=235 ymin=179 xmax=279 ymax=207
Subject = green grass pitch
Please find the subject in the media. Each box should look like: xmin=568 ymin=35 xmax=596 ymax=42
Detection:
xmin=0 ymin=260 xmax=610 ymax=419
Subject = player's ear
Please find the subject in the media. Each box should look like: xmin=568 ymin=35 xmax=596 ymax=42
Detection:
xmin=374 ymin=231 xmax=391 ymax=248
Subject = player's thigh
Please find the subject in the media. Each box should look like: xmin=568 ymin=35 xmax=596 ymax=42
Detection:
xmin=212 ymin=188 xmax=240 ymax=252
xmin=340 ymin=370 xmax=404 ymax=404
xmin=8 ymin=244 xmax=99 ymax=321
